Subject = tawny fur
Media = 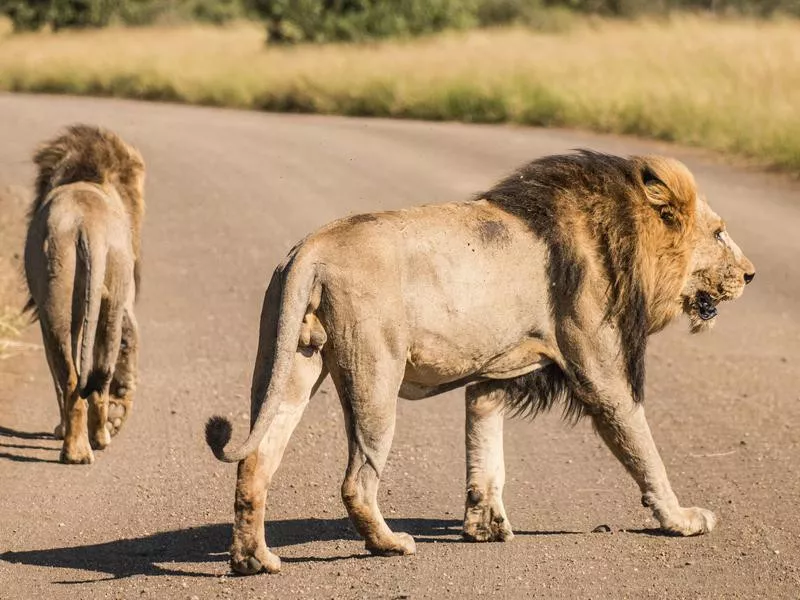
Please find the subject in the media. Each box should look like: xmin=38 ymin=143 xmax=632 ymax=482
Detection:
xmin=24 ymin=124 xmax=145 ymax=464
xmin=205 ymin=151 xmax=754 ymax=575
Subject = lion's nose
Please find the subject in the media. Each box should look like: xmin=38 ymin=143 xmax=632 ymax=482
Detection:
xmin=744 ymin=271 xmax=755 ymax=285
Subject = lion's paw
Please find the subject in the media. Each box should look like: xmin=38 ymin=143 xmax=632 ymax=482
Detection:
xmin=366 ymin=532 xmax=416 ymax=556
xmin=463 ymin=492 xmax=514 ymax=542
xmin=230 ymin=547 xmax=281 ymax=575
xmin=60 ymin=439 xmax=95 ymax=465
xmin=105 ymin=396 xmax=133 ymax=437
xmin=53 ymin=423 xmax=65 ymax=440
xmin=659 ymin=506 xmax=716 ymax=537
xmin=90 ymin=426 xmax=111 ymax=450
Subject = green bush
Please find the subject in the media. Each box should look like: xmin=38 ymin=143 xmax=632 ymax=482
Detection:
xmin=0 ymin=0 xmax=48 ymax=31
xmin=250 ymin=0 xmax=479 ymax=44
xmin=188 ymin=0 xmax=243 ymax=24
xmin=2 ymin=0 xmax=800 ymax=35
xmin=51 ymin=0 xmax=115 ymax=29
xmin=0 ymin=0 xmax=245 ymax=31
xmin=114 ymin=0 xmax=165 ymax=26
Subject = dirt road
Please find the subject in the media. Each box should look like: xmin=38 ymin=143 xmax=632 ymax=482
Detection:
xmin=0 ymin=93 xmax=798 ymax=599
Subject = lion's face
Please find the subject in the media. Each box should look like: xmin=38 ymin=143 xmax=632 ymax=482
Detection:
xmin=681 ymin=197 xmax=755 ymax=332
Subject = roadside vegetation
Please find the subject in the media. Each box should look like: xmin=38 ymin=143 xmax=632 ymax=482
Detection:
xmin=0 ymin=15 xmax=798 ymax=171
xmin=0 ymin=188 xmax=28 ymax=357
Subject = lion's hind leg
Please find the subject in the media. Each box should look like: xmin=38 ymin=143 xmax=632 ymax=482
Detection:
xmin=39 ymin=319 xmax=68 ymax=440
xmin=85 ymin=291 xmax=126 ymax=451
xmin=39 ymin=319 xmax=90 ymax=463
xmin=107 ymin=308 xmax=138 ymax=437
xmin=463 ymin=382 xmax=514 ymax=543
xmin=229 ymin=346 xmax=327 ymax=575
xmin=329 ymin=348 xmax=415 ymax=558
xmin=36 ymin=251 xmax=94 ymax=464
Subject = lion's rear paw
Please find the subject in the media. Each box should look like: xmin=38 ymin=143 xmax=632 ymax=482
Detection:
xmin=366 ymin=532 xmax=416 ymax=556
xmin=53 ymin=423 xmax=65 ymax=440
xmin=230 ymin=547 xmax=281 ymax=575
xmin=660 ymin=506 xmax=716 ymax=537
xmin=463 ymin=495 xmax=514 ymax=542
xmin=90 ymin=427 xmax=111 ymax=450
xmin=60 ymin=439 xmax=95 ymax=465
xmin=106 ymin=396 xmax=133 ymax=437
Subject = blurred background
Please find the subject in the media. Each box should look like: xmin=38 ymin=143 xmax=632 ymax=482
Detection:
xmin=0 ymin=0 xmax=797 ymax=172
xmin=0 ymin=0 xmax=796 ymax=346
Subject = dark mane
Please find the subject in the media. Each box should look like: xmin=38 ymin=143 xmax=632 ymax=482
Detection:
xmin=479 ymin=150 xmax=649 ymax=410
xmin=30 ymin=124 xmax=144 ymax=219
xmin=24 ymin=124 xmax=145 ymax=318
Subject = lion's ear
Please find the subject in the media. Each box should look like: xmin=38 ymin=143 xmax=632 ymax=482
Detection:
xmin=640 ymin=165 xmax=676 ymax=226
xmin=641 ymin=165 xmax=664 ymax=190
xmin=638 ymin=158 xmax=696 ymax=230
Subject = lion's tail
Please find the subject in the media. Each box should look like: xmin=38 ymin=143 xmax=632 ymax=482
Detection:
xmin=77 ymin=228 xmax=107 ymax=396
xmin=205 ymin=250 xmax=318 ymax=463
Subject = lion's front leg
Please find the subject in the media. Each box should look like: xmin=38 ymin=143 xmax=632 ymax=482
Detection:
xmin=592 ymin=401 xmax=715 ymax=536
xmin=463 ymin=383 xmax=513 ymax=542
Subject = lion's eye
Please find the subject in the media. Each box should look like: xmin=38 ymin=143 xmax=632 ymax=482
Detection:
xmin=715 ymin=229 xmax=725 ymax=243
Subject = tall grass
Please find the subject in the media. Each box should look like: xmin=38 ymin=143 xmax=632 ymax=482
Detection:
xmin=0 ymin=17 xmax=799 ymax=170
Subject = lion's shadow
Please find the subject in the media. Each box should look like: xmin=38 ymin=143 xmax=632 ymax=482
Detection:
xmin=1 ymin=518 xmax=582 ymax=582
xmin=0 ymin=425 xmax=61 ymax=464
xmin=0 ymin=518 xmax=453 ymax=582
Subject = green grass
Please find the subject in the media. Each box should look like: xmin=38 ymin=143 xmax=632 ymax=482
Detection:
xmin=0 ymin=17 xmax=799 ymax=171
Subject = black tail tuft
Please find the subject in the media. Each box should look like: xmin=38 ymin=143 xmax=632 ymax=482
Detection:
xmin=205 ymin=416 xmax=233 ymax=460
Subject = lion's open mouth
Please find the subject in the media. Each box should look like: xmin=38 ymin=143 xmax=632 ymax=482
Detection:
xmin=695 ymin=291 xmax=718 ymax=321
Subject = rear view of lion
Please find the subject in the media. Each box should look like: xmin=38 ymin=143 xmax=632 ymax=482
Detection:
xmin=206 ymin=151 xmax=754 ymax=574
xmin=24 ymin=124 xmax=145 ymax=464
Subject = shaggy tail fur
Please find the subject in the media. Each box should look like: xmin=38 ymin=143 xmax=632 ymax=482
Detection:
xmin=205 ymin=416 xmax=234 ymax=461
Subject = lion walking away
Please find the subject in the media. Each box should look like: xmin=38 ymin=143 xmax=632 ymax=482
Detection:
xmin=206 ymin=150 xmax=754 ymax=575
xmin=24 ymin=124 xmax=145 ymax=464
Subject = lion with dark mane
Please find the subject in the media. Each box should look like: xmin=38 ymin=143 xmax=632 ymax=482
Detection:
xmin=206 ymin=150 xmax=754 ymax=574
xmin=24 ymin=124 xmax=145 ymax=464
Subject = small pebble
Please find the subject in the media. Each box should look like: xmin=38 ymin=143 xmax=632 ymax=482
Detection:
xmin=592 ymin=524 xmax=611 ymax=533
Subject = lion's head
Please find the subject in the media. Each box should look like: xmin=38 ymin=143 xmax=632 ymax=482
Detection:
xmin=31 ymin=124 xmax=146 ymax=237
xmin=680 ymin=196 xmax=755 ymax=333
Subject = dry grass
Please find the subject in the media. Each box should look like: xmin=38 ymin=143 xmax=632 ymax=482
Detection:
xmin=0 ymin=17 xmax=798 ymax=170
xmin=0 ymin=187 xmax=29 ymax=358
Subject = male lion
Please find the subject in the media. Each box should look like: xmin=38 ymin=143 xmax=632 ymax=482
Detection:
xmin=206 ymin=151 xmax=754 ymax=574
xmin=24 ymin=124 xmax=145 ymax=464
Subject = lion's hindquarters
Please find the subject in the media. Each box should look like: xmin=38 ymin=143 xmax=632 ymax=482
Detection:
xmin=227 ymin=317 xmax=328 ymax=575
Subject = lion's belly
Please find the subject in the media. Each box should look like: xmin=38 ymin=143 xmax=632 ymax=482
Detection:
xmin=403 ymin=331 xmax=553 ymax=387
